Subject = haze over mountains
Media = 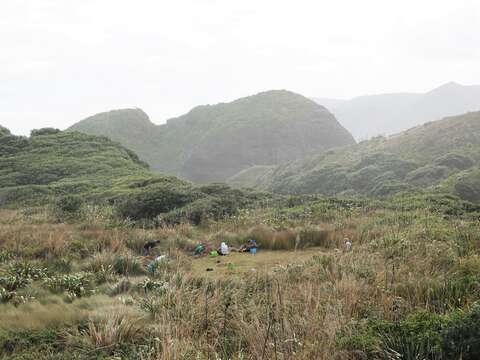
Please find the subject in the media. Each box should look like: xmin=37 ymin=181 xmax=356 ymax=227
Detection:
xmin=229 ymin=111 xmax=480 ymax=203
xmin=4 ymin=83 xmax=480 ymax=204
xmin=70 ymin=90 xmax=355 ymax=182
xmin=313 ymin=82 xmax=480 ymax=140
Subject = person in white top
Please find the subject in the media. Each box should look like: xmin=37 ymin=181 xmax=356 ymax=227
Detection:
xmin=218 ymin=242 xmax=229 ymax=256
xmin=344 ymin=238 xmax=352 ymax=252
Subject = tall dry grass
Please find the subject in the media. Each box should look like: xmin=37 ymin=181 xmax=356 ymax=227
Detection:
xmin=0 ymin=205 xmax=478 ymax=358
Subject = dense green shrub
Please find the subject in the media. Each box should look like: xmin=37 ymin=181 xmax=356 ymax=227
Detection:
xmin=0 ymin=275 xmax=30 ymax=292
xmin=0 ymin=328 xmax=63 ymax=357
xmin=116 ymin=181 xmax=265 ymax=224
xmin=0 ymin=133 xmax=29 ymax=156
xmin=30 ymin=128 xmax=61 ymax=137
xmin=54 ymin=195 xmax=84 ymax=215
xmin=435 ymin=153 xmax=474 ymax=170
xmin=0 ymin=125 xmax=10 ymax=137
xmin=453 ymin=168 xmax=480 ymax=203
xmin=406 ymin=165 xmax=451 ymax=186
xmin=0 ymin=131 xmax=152 ymax=206
xmin=288 ymin=165 xmax=349 ymax=195
xmin=391 ymin=193 xmax=480 ymax=218
xmin=7 ymin=261 xmax=48 ymax=281
xmin=43 ymin=272 xmax=93 ymax=298
xmin=379 ymin=312 xmax=446 ymax=359
xmin=116 ymin=181 xmax=201 ymax=221
xmin=339 ymin=306 xmax=480 ymax=359
xmin=348 ymin=165 xmax=384 ymax=192
xmin=370 ymin=180 xmax=413 ymax=197
xmin=441 ymin=304 xmax=480 ymax=359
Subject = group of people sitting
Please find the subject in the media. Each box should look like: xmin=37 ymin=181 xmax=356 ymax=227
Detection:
xmin=193 ymin=239 xmax=257 ymax=257
xmin=144 ymin=237 xmax=353 ymax=259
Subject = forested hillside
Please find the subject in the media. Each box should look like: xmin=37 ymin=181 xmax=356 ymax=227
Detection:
xmin=70 ymin=90 xmax=355 ymax=182
xmin=0 ymin=127 xmax=266 ymax=223
xmin=229 ymin=111 xmax=480 ymax=203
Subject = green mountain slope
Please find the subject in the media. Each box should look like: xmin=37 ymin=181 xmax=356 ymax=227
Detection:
xmin=228 ymin=111 xmax=480 ymax=202
xmin=67 ymin=108 xmax=161 ymax=168
xmin=0 ymin=127 xmax=266 ymax=222
xmin=69 ymin=90 xmax=355 ymax=182
xmin=0 ymin=127 xmax=151 ymax=204
xmin=440 ymin=167 xmax=480 ymax=203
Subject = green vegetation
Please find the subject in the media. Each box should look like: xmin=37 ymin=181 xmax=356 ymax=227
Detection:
xmin=445 ymin=168 xmax=480 ymax=203
xmin=0 ymin=193 xmax=479 ymax=358
xmin=69 ymin=90 xmax=355 ymax=182
xmin=0 ymin=127 xmax=268 ymax=225
xmin=0 ymin=125 xmax=10 ymax=137
xmin=0 ymin=128 xmax=149 ymax=205
xmin=230 ymin=111 xmax=480 ymax=203
xmin=2 ymin=95 xmax=480 ymax=359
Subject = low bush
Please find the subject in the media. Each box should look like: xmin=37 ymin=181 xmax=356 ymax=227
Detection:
xmin=406 ymin=165 xmax=451 ymax=186
xmin=86 ymin=251 xmax=145 ymax=277
xmin=0 ymin=328 xmax=63 ymax=358
xmin=112 ymin=253 xmax=145 ymax=276
xmin=0 ymin=287 xmax=16 ymax=303
xmin=435 ymin=153 xmax=474 ymax=170
xmin=52 ymin=195 xmax=84 ymax=221
xmin=7 ymin=261 xmax=48 ymax=281
xmin=43 ymin=272 xmax=94 ymax=299
xmin=70 ymin=313 xmax=145 ymax=353
xmin=0 ymin=274 xmax=30 ymax=292
xmin=30 ymin=128 xmax=61 ymax=137
xmin=441 ymin=303 xmax=480 ymax=359
xmin=339 ymin=305 xmax=480 ymax=359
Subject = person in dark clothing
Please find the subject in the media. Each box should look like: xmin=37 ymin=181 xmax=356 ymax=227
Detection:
xmin=143 ymin=240 xmax=160 ymax=256
xmin=240 ymin=239 xmax=257 ymax=253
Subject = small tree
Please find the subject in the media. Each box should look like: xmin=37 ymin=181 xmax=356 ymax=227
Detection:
xmin=54 ymin=195 xmax=84 ymax=219
xmin=30 ymin=128 xmax=61 ymax=137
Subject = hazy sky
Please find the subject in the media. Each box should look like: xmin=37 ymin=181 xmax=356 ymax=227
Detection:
xmin=2 ymin=0 xmax=480 ymax=135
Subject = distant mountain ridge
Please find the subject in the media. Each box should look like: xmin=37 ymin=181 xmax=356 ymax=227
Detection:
xmin=313 ymin=82 xmax=480 ymax=140
xmin=228 ymin=111 xmax=480 ymax=203
xmin=69 ymin=90 xmax=355 ymax=182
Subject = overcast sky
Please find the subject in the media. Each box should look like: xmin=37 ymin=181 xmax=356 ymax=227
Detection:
xmin=2 ymin=0 xmax=480 ymax=135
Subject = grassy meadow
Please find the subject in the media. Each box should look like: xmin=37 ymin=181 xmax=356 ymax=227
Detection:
xmin=0 ymin=197 xmax=479 ymax=359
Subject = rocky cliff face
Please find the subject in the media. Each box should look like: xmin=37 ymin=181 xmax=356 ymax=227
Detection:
xmin=70 ymin=90 xmax=356 ymax=182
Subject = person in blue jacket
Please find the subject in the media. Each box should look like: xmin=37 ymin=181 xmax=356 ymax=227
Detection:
xmin=240 ymin=239 xmax=257 ymax=253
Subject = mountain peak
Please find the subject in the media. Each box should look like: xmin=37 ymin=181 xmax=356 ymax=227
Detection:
xmin=428 ymin=81 xmax=463 ymax=94
xmin=70 ymin=90 xmax=355 ymax=182
xmin=90 ymin=108 xmax=150 ymax=122
xmin=69 ymin=108 xmax=154 ymax=131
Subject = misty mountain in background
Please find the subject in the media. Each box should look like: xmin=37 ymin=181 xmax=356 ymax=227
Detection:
xmin=313 ymin=82 xmax=480 ymax=140
xmin=228 ymin=110 xmax=480 ymax=203
xmin=69 ymin=90 xmax=355 ymax=182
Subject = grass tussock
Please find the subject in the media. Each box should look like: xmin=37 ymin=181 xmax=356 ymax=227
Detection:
xmin=70 ymin=312 xmax=145 ymax=352
xmin=1 ymin=198 xmax=480 ymax=358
